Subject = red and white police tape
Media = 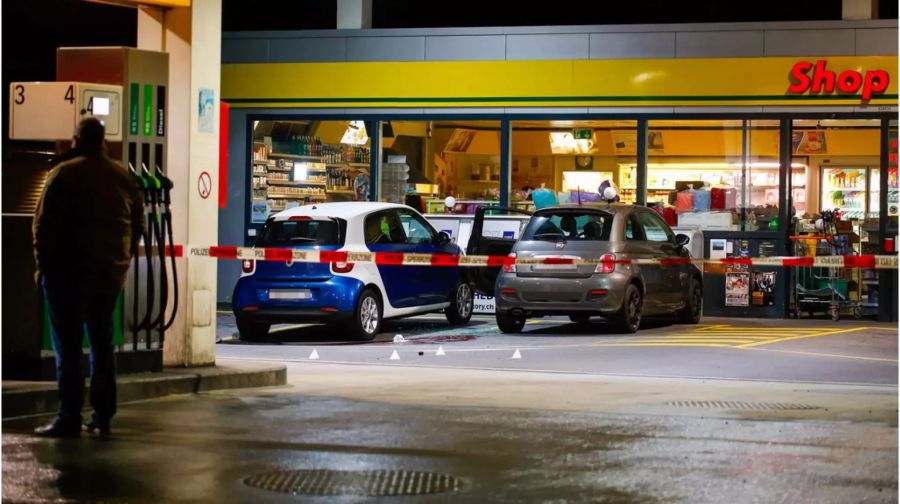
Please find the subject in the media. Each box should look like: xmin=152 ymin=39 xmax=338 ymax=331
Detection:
xmin=181 ymin=245 xmax=899 ymax=270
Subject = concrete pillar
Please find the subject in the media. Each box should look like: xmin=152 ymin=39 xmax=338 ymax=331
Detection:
xmin=137 ymin=0 xmax=221 ymax=367
xmin=337 ymin=0 xmax=372 ymax=29
xmin=842 ymin=0 xmax=877 ymax=20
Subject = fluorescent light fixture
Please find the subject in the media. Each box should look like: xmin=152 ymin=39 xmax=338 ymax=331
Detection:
xmin=549 ymin=132 xmax=595 ymax=154
xmin=341 ymin=120 xmax=369 ymax=145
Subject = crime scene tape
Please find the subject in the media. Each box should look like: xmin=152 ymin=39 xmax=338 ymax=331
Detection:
xmin=186 ymin=245 xmax=900 ymax=270
xmin=138 ymin=244 xmax=184 ymax=257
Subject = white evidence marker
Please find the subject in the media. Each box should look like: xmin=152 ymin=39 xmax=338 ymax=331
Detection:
xmin=511 ymin=349 xmax=522 ymax=359
xmin=390 ymin=350 xmax=400 ymax=360
xmin=309 ymin=348 xmax=320 ymax=360
xmin=435 ymin=346 xmax=446 ymax=356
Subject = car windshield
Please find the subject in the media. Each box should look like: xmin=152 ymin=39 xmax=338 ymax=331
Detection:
xmin=256 ymin=218 xmax=346 ymax=247
xmin=522 ymin=211 xmax=612 ymax=242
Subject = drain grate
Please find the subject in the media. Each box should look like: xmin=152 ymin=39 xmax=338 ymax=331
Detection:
xmin=666 ymin=400 xmax=821 ymax=411
xmin=244 ymin=469 xmax=465 ymax=496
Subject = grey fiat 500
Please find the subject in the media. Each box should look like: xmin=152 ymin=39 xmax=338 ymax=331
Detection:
xmin=467 ymin=205 xmax=703 ymax=334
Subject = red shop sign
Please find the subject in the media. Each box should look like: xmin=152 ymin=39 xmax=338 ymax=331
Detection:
xmin=788 ymin=60 xmax=890 ymax=101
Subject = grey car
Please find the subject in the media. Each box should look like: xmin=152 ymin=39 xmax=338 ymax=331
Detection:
xmin=467 ymin=205 xmax=703 ymax=334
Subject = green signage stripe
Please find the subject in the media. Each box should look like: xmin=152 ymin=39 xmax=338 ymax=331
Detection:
xmin=223 ymin=94 xmax=899 ymax=104
xmin=130 ymin=83 xmax=140 ymax=135
xmin=143 ymin=84 xmax=154 ymax=136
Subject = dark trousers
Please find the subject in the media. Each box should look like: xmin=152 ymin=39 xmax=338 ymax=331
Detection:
xmin=41 ymin=275 xmax=119 ymax=427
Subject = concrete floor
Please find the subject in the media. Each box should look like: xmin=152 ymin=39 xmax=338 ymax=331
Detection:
xmin=3 ymin=314 xmax=897 ymax=503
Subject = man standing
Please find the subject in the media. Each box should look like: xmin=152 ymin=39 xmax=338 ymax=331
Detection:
xmin=32 ymin=118 xmax=144 ymax=437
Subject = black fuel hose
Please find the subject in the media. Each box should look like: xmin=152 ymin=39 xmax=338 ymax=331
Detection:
xmin=134 ymin=166 xmax=158 ymax=333
xmin=159 ymin=176 xmax=179 ymax=333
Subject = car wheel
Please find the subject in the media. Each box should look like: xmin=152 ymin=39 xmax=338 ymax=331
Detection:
xmin=610 ymin=283 xmax=642 ymax=334
xmin=568 ymin=314 xmax=591 ymax=324
xmin=348 ymin=288 xmax=382 ymax=341
xmin=496 ymin=311 xmax=526 ymax=334
xmin=677 ymin=278 xmax=702 ymax=324
xmin=445 ymin=280 xmax=474 ymax=326
xmin=236 ymin=317 xmax=270 ymax=342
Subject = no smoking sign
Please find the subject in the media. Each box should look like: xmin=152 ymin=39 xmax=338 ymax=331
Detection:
xmin=197 ymin=171 xmax=212 ymax=199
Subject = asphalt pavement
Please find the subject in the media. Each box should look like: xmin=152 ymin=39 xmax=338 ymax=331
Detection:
xmin=216 ymin=313 xmax=898 ymax=386
xmin=3 ymin=313 xmax=896 ymax=503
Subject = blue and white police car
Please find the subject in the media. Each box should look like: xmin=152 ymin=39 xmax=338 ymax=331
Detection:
xmin=232 ymin=202 xmax=474 ymax=340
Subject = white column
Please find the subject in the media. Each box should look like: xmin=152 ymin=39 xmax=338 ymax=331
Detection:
xmin=136 ymin=0 xmax=220 ymax=367
xmin=337 ymin=0 xmax=372 ymax=29
xmin=842 ymin=0 xmax=877 ymax=20
xmin=185 ymin=0 xmax=221 ymax=366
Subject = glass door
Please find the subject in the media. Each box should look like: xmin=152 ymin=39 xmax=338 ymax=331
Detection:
xmin=821 ymin=167 xmax=867 ymax=220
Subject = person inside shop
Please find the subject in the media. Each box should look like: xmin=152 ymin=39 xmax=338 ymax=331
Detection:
xmin=32 ymin=118 xmax=144 ymax=438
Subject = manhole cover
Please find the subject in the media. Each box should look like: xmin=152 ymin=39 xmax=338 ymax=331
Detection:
xmin=666 ymin=400 xmax=821 ymax=411
xmin=244 ymin=469 xmax=465 ymax=496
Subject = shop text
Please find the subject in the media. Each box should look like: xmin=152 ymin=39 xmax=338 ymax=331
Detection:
xmin=788 ymin=60 xmax=889 ymax=101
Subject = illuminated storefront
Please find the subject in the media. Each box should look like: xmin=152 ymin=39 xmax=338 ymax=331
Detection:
xmin=218 ymin=23 xmax=897 ymax=321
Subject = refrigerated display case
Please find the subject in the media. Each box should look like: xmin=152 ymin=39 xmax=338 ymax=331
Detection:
xmin=821 ymin=167 xmax=871 ymax=220
xmin=869 ymin=168 xmax=900 ymax=218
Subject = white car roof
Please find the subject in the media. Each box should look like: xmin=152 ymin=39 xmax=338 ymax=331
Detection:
xmin=272 ymin=202 xmax=409 ymax=221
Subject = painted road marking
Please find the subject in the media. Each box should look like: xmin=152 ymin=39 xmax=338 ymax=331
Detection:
xmin=742 ymin=346 xmax=899 ymax=363
xmin=735 ymin=327 xmax=873 ymax=348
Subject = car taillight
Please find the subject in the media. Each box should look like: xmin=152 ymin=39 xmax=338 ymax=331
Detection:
xmin=502 ymin=253 xmax=517 ymax=273
xmin=332 ymin=261 xmax=354 ymax=273
xmin=242 ymin=259 xmax=255 ymax=274
xmin=594 ymin=253 xmax=616 ymax=274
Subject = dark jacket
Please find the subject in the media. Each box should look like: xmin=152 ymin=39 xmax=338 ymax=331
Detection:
xmin=33 ymin=153 xmax=144 ymax=291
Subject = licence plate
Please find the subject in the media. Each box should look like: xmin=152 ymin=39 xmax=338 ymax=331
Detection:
xmin=269 ymin=289 xmax=312 ymax=300
xmin=533 ymin=263 xmax=577 ymax=271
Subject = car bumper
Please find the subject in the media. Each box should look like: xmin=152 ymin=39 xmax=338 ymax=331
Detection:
xmin=495 ymin=271 xmax=629 ymax=316
xmin=232 ymin=275 xmax=364 ymax=322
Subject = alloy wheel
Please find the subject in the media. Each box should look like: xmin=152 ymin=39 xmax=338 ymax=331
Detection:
xmin=361 ymin=296 xmax=379 ymax=334
xmin=628 ymin=290 xmax=642 ymax=329
xmin=457 ymin=283 xmax=473 ymax=319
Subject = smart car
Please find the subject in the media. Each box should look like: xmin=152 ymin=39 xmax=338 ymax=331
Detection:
xmin=467 ymin=204 xmax=703 ymax=334
xmin=232 ymin=202 xmax=473 ymax=341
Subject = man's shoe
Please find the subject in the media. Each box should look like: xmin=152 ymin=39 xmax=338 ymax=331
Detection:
xmin=83 ymin=421 xmax=111 ymax=436
xmin=34 ymin=420 xmax=81 ymax=438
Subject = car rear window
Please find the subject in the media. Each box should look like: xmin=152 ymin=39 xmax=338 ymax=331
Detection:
xmin=256 ymin=218 xmax=346 ymax=247
xmin=522 ymin=211 xmax=612 ymax=242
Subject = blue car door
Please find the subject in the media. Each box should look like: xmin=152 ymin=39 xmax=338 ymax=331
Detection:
xmin=364 ymin=209 xmax=418 ymax=308
xmin=398 ymin=209 xmax=460 ymax=305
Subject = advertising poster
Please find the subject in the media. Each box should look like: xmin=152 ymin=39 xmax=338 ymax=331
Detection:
xmin=445 ymin=129 xmax=476 ymax=152
xmin=725 ymin=263 xmax=750 ymax=307
xmin=792 ymin=130 xmax=827 ymax=154
xmin=751 ymin=271 xmax=777 ymax=306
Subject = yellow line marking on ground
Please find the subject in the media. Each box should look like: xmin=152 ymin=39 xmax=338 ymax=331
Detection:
xmin=742 ymin=346 xmax=899 ymax=363
xmin=735 ymin=327 xmax=872 ymax=348
xmin=590 ymin=342 xmax=734 ymax=348
xmin=617 ymin=339 xmax=761 ymax=344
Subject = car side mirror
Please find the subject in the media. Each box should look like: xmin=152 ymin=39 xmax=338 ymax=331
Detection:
xmin=675 ymin=233 xmax=690 ymax=247
xmin=436 ymin=231 xmax=452 ymax=246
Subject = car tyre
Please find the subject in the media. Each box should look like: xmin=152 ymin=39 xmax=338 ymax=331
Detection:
xmin=236 ymin=317 xmax=270 ymax=342
xmin=496 ymin=311 xmax=526 ymax=334
xmin=677 ymin=278 xmax=702 ymax=324
xmin=446 ymin=280 xmax=474 ymax=326
xmin=610 ymin=283 xmax=642 ymax=334
xmin=349 ymin=288 xmax=382 ymax=341
xmin=568 ymin=314 xmax=591 ymax=324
